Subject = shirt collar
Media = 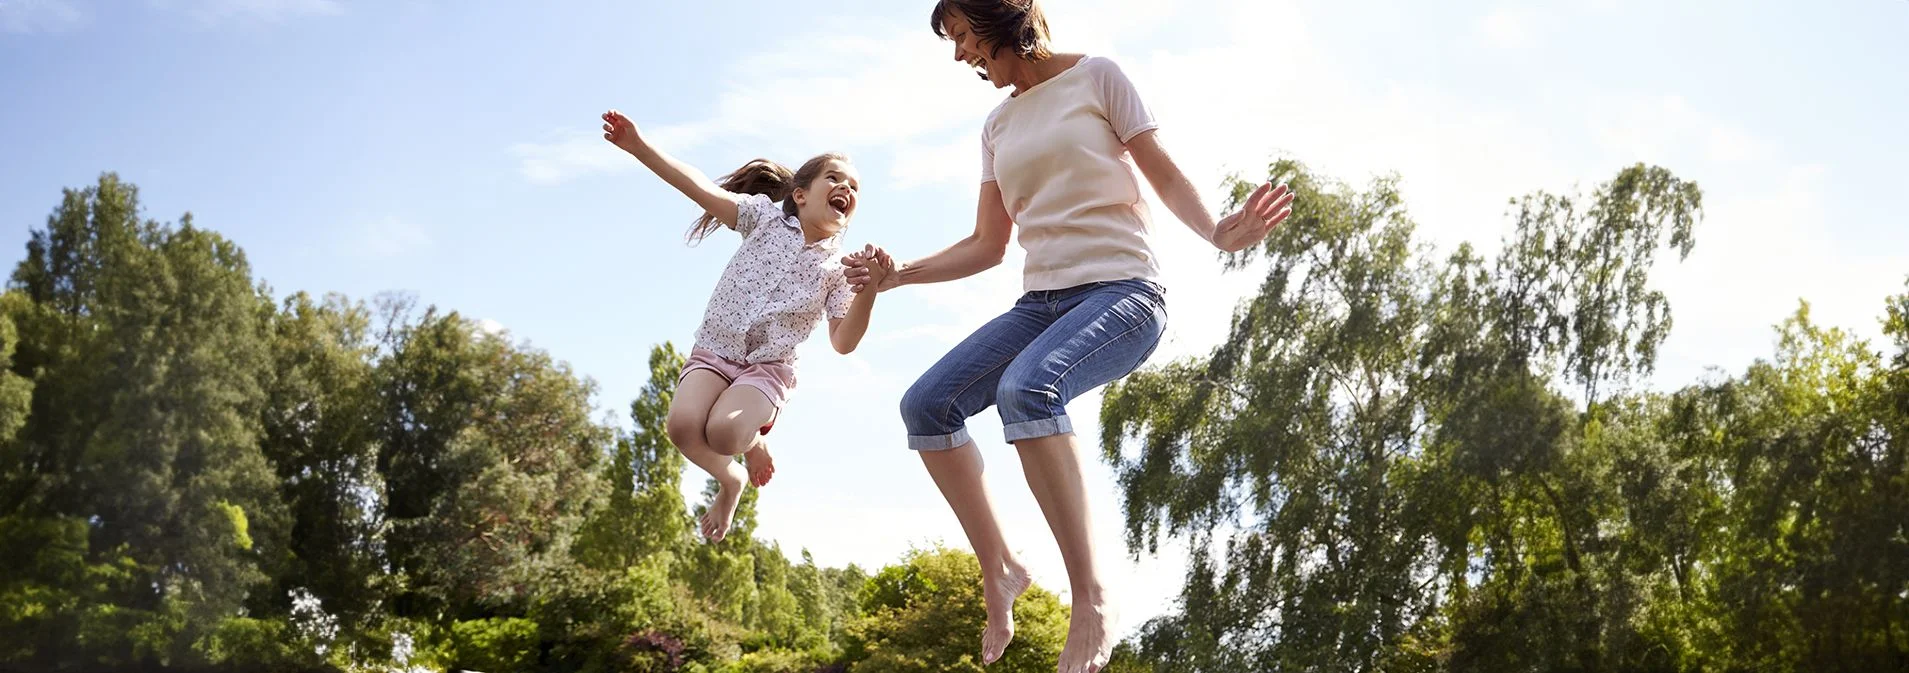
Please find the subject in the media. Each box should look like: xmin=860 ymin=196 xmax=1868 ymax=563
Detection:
xmin=781 ymin=215 xmax=842 ymax=251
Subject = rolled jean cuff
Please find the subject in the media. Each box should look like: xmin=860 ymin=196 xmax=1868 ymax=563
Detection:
xmin=907 ymin=426 xmax=973 ymax=452
xmin=1003 ymin=415 xmax=1072 ymax=444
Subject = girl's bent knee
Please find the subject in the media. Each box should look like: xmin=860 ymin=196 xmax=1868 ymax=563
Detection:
xmin=705 ymin=417 xmax=753 ymax=457
xmin=666 ymin=412 xmax=705 ymax=452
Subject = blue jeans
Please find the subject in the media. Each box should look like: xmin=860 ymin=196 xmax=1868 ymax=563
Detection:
xmin=901 ymin=279 xmax=1167 ymax=450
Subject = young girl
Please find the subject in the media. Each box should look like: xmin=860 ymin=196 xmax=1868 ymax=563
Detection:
xmin=602 ymin=109 xmax=891 ymax=542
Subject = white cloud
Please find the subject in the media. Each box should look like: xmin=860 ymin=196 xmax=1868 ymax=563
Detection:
xmin=4 ymin=0 xmax=338 ymax=32
xmin=865 ymin=323 xmax=964 ymax=349
xmin=1705 ymin=124 xmax=1764 ymax=164
xmin=148 ymin=0 xmax=340 ymax=25
xmin=891 ymin=132 xmax=982 ymax=190
xmin=0 ymin=0 xmax=85 ymax=33
xmin=512 ymin=26 xmax=1002 ymax=186
xmin=512 ymin=0 xmax=1212 ymax=188
xmin=1476 ymin=5 xmax=1540 ymax=49
xmin=1650 ymin=162 xmax=1903 ymax=387
xmin=511 ymin=130 xmax=637 ymax=186
xmin=713 ymin=34 xmax=1004 ymax=147
xmin=1592 ymin=94 xmax=1772 ymax=168
xmin=353 ymin=215 xmax=431 ymax=259
xmin=1566 ymin=90 xmax=1905 ymax=385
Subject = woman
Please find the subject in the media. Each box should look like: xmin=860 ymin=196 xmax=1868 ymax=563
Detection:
xmin=844 ymin=1 xmax=1293 ymax=670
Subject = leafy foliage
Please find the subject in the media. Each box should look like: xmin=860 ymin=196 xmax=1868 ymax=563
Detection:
xmin=6 ymin=167 xmax=1901 ymax=673
xmin=1103 ymin=161 xmax=1907 ymax=672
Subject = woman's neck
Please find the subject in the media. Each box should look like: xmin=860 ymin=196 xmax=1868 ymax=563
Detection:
xmin=1010 ymin=53 xmax=1084 ymax=96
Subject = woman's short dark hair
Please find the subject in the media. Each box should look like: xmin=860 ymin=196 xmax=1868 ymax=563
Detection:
xmin=930 ymin=0 xmax=1053 ymax=62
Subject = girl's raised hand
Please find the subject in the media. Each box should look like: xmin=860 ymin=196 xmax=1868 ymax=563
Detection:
xmin=602 ymin=109 xmax=643 ymax=153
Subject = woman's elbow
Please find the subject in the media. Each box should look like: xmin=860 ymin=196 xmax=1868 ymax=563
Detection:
xmin=980 ymin=239 xmax=1009 ymax=268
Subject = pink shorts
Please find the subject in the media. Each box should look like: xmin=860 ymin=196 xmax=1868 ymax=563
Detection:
xmin=679 ymin=347 xmax=796 ymax=435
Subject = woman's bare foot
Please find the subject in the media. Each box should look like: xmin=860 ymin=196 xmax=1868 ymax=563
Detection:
xmin=744 ymin=441 xmax=775 ymax=487
xmin=982 ymin=560 xmax=1032 ymax=664
xmin=1057 ymin=598 xmax=1116 ymax=673
xmin=699 ymin=463 xmax=749 ymax=542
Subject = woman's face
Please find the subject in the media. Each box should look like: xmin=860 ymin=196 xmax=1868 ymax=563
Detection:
xmin=941 ymin=8 xmax=1015 ymax=89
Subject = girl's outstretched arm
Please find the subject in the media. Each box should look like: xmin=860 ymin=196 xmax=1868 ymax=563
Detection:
xmin=603 ymin=109 xmax=743 ymax=228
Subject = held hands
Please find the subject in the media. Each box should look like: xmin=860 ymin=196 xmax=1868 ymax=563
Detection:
xmin=1211 ymin=179 xmax=1296 ymax=253
xmin=601 ymin=109 xmax=644 ymax=154
xmin=843 ymin=244 xmax=898 ymax=294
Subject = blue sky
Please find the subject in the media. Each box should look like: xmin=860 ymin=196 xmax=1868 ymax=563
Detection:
xmin=5 ymin=0 xmax=1907 ymax=636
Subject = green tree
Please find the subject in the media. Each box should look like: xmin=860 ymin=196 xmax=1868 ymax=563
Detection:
xmin=2 ymin=173 xmax=283 ymax=665
xmin=374 ymin=306 xmax=612 ymax=617
xmin=1101 ymin=161 xmax=1711 ymax=671
xmin=1662 ymin=300 xmax=1908 ymax=671
xmin=0 ymin=293 xmax=33 ymax=445
xmin=1102 ymin=163 xmax=1445 ymax=670
xmin=0 ymin=175 xmax=907 ymax=673
xmin=258 ymin=291 xmax=383 ymax=622
xmin=844 ymin=547 xmax=1067 ymax=673
xmin=788 ymin=550 xmax=864 ymax=646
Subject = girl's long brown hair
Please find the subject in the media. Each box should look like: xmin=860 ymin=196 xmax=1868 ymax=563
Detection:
xmin=688 ymin=153 xmax=851 ymax=244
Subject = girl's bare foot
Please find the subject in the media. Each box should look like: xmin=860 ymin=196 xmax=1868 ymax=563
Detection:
xmin=744 ymin=442 xmax=775 ymax=487
xmin=1057 ymin=598 xmax=1116 ymax=673
xmin=699 ymin=463 xmax=749 ymax=542
xmin=982 ymin=560 xmax=1033 ymax=664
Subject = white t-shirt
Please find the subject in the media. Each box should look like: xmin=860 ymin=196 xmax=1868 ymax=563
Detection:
xmin=693 ymin=194 xmax=854 ymax=365
xmin=982 ymin=55 xmax=1161 ymax=292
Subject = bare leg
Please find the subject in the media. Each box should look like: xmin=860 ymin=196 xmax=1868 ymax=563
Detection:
xmin=921 ymin=442 xmax=1032 ymax=664
xmin=701 ymin=385 xmax=777 ymax=541
xmin=705 ymin=384 xmax=776 ymax=458
xmin=1017 ymin=433 xmax=1114 ymax=673
xmin=707 ymin=385 xmax=777 ymax=486
xmin=667 ymin=371 xmax=750 ymax=543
